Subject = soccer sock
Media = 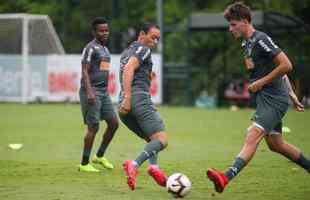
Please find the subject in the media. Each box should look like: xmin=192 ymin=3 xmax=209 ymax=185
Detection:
xmin=135 ymin=140 xmax=164 ymax=167
xmin=81 ymin=149 xmax=91 ymax=165
xmin=148 ymin=153 xmax=158 ymax=165
xmin=96 ymin=121 xmax=117 ymax=157
xmin=96 ymin=142 xmax=108 ymax=158
xmin=224 ymin=157 xmax=246 ymax=181
xmin=295 ymin=153 xmax=310 ymax=173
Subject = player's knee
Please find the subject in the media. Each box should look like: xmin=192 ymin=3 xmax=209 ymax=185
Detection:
xmin=268 ymin=144 xmax=279 ymax=153
xmin=157 ymin=139 xmax=168 ymax=149
xmin=88 ymin=123 xmax=99 ymax=134
xmin=245 ymin=126 xmax=264 ymax=147
xmin=267 ymin=142 xmax=284 ymax=153
xmin=151 ymin=132 xmax=168 ymax=148
xmin=159 ymin=135 xmax=168 ymax=149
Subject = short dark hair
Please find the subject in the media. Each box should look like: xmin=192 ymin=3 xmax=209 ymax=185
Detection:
xmin=224 ymin=2 xmax=252 ymax=23
xmin=139 ymin=22 xmax=159 ymax=34
xmin=92 ymin=17 xmax=108 ymax=31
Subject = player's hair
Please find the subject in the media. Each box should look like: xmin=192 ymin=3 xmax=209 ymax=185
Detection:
xmin=125 ymin=23 xmax=159 ymax=46
xmin=140 ymin=22 xmax=159 ymax=34
xmin=91 ymin=17 xmax=108 ymax=31
xmin=224 ymin=2 xmax=252 ymax=23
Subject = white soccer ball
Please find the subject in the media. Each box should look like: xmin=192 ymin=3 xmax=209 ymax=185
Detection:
xmin=166 ymin=173 xmax=191 ymax=198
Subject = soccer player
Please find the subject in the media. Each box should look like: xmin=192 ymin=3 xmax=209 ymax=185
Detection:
xmin=78 ymin=17 xmax=119 ymax=172
xmin=207 ymin=2 xmax=310 ymax=193
xmin=118 ymin=23 xmax=168 ymax=190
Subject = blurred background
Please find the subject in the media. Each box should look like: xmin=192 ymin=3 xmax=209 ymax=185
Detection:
xmin=0 ymin=0 xmax=310 ymax=107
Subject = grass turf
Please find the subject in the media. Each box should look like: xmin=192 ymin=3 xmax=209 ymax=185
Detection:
xmin=0 ymin=104 xmax=309 ymax=200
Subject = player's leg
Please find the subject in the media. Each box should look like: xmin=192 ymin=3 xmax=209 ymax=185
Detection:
xmin=207 ymin=97 xmax=286 ymax=192
xmin=96 ymin=118 xmax=119 ymax=155
xmin=119 ymin=113 xmax=145 ymax=190
xmin=121 ymin=92 xmax=168 ymax=189
xmin=136 ymin=136 xmax=159 ymax=165
xmin=265 ymin=124 xmax=310 ymax=173
xmin=133 ymin=104 xmax=168 ymax=187
xmin=134 ymin=131 xmax=168 ymax=167
xmin=79 ymin=89 xmax=100 ymax=172
xmin=125 ymin=131 xmax=168 ymax=188
xmin=93 ymin=117 xmax=118 ymax=169
xmin=116 ymin=119 xmax=160 ymax=173
xmin=148 ymin=152 xmax=158 ymax=165
xmin=93 ymin=96 xmax=119 ymax=169
xmin=79 ymin=124 xmax=100 ymax=172
xmin=225 ymin=124 xmax=265 ymax=177
xmin=133 ymin=134 xmax=159 ymax=166
xmin=131 ymin=93 xmax=167 ymax=168
xmin=146 ymin=132 xmax=168 ymax=187
xmin=207 ymin=123 xmax=265 ymax=193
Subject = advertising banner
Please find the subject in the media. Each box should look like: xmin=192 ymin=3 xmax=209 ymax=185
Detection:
xmin=46 ymin=54 xmax=162 ymax=104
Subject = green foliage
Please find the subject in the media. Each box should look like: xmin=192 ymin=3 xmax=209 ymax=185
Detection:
xmin=0 ymin=1 xmax=309 ymax=104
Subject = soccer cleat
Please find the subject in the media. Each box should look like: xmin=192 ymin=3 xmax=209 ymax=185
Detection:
xmin=147 ymin=165 xmax=167 ymax=187
xmin=78 ymin=164 xmax=100 ymax=172
xmin=92 ymin=155 xmax=114 ymax=169
xmin=207 ymin=168 xmax=229 ymax=193
xmin=123 ymin=160 xmax=138 ymax=190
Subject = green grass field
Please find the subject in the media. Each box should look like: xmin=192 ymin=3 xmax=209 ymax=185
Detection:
xmin=0 ymin=104 xmax=309 ymax=200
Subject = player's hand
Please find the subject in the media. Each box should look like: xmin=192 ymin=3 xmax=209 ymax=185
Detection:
xmin=87 ymin=91 xmax=96 ymax=105
xmin=150 ymin=71 xmax=156 ymax=81
xmin=119 ymin=97 xmax=131 ymax=115
xmin=248 ymin=79 xmax=264 ymax=93
xmin=289 ymin=92 xmax=304 ymax=112
xmin=244 ymin=58 xmax=254 ymax=70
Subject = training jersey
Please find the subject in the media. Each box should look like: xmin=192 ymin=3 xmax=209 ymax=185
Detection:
xmin=242 ymin=30 xmax=289 ymax=106
xmin=80 ymin=39 xmax=110 ymax=90
xmin=119 ymin=41 xmax=152 ymax=96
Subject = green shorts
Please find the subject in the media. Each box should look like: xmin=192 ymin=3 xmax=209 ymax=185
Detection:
xmin=79 ymin=87 xmax=117 ymax=126
xmin=119 ymin=92 xmax=165 ymax=139
xmin=251 ymin=92 xmax=288 ymax=134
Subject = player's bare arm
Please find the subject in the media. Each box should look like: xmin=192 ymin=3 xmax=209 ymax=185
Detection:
xmin=119 ymin=56 xmax=139 ymax=114
xmin=82 ymin=63 xmax=96 ymax=105
xmin=283 ymin=75 xmax=304 ymax=112
xmin=248 ymin=52 xmax=292 ymax=93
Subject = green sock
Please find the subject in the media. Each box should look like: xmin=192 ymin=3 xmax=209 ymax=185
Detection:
xmin=148 ymin=153 xmax=158 ymax=165
xmin=224 ymin=157 xmax=246 ymax=181
xmin=135 ymin=140 xmax=163 ymax=167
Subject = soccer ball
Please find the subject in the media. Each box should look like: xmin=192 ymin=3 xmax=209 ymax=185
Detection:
xmin=166 ymin=173 xmax=191 ymax=198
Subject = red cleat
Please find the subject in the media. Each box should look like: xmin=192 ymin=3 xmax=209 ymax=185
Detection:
xmin=123 ymin=160 xmax=138 ymax=190
xmin=147 ymin=165 xmax=167 ymax=187
xmin=207 ymin=168 xmax=229 ymax=193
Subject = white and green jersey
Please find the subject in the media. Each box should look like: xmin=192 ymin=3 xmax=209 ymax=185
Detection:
xmin=81 ymin=39 xmax=111 ymax=90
